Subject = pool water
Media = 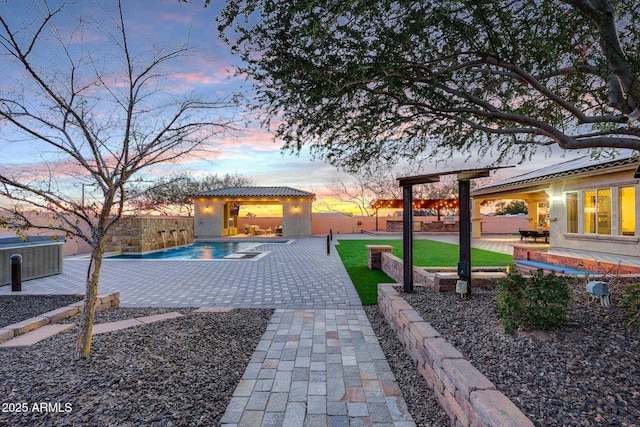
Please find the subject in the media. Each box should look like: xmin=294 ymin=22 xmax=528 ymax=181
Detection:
xmin=110 ymin=241 xmax=267 ymax=260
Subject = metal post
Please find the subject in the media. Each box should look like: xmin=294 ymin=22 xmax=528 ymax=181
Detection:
xmin=326 ymin=234 xmax=331 ymax=255
xmin=329 ymin=228 xmax=333 ymax=241
xmin=402 ymin=185 xmax=413 ymax=293
xmin=459 ymin=179 xmax=472 ymax=296
xmin=11 ymin=254 xmax=22 ymax=292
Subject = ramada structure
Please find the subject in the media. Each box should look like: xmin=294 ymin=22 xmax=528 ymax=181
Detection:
xmin=472 ymin=150 xmax=640 ymax=273
xmin=192 ymin=186 xmax=315 ymax=238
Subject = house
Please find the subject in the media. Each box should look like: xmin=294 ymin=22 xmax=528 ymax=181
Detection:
xmin=472 ymin=150 xmax=639 ymax=269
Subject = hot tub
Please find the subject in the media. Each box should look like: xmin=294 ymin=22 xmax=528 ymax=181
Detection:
xmin=1 ymin=236 xmax=64 ymax=286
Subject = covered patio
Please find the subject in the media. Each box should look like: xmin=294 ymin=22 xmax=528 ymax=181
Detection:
xmin=192 ymin=186 xmax=315 ymax=238
xmin=471 ymin=185 xmax=550 ymax=240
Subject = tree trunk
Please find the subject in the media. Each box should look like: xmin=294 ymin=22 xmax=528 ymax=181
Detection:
xmin=74 ymin=237 xmax=105 ymax=359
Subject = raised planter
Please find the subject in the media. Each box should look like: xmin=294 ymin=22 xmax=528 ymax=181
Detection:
xmin=513 ymin=245 xmax=640 ymax=275
xmin=366 ymin=244 xmax=394 ymax=269
xmin=380 ymin=251 xmax=505 ymax=291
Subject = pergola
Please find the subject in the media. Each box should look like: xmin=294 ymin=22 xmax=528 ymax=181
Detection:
xmin=371 ymin=198 xmax=459 ymax=229
xmin=397 ymin=166 xmax=512 ymax=295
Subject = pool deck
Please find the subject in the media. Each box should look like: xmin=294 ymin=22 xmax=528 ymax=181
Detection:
xmin=1 ymin=239 xmax=360 ymax=308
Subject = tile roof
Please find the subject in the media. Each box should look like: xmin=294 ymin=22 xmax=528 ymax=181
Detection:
xmin=193 ymin=186 xmax=315 ymax=198
xmin=473 ymin=149 xmax=639 ymax=193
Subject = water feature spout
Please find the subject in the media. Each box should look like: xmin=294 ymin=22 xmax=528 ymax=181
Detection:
xmin=180 ymin=229 xmax=188 ymax=245
xmin=170 ymin=229 xmax=178 ymax=247
xmin=159 ymin=230 xmax=167 ymax=249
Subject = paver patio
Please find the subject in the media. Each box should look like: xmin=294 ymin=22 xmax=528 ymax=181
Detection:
xmin=0 ymin=239 xmax=361 ymax=308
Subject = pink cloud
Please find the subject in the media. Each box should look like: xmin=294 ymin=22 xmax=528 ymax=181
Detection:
xmin=173 ymin=71 xmax=221 ymax=85
xmin=158 ymin=12 xmax=193 ymax=25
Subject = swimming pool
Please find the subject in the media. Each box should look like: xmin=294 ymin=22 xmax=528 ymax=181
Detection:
xmin=109 ymin=241 xmax=279 ymax=260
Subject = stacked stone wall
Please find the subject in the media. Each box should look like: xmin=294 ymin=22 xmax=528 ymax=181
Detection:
xmin=386 ymin=220 xmax=460 ymax=233
xmin=105 ymin=217 xmax=194 ymax=253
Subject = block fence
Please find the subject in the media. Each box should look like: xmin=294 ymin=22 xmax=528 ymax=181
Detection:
xmin=378 ymin=285 xmax=533 ymax=427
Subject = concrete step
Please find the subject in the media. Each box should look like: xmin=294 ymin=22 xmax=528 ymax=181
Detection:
xmin=0 ymin=324 xmax=76 ymax=348
xmin=194 ymin=306 xmax=235 ymax=313
xmin=92 ymin=312 xmax=184 ymax=335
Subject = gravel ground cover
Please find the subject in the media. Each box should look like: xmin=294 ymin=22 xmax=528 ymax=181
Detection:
xmin=364 ymin=305 xmax=450 ymax=427
xmin=0 ymin=294 xmax=83 ymax=328
xmin=401 ymin=286 xmax=639 ymax=427
xmin=0 ymin=301 xmax=272 ymax=427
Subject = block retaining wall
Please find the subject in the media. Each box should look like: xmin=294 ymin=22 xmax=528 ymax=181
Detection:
xmin=380 ymin=252 xmax=503 ymax=292
xmin=381 ymin=251 xmax=432 ymax=287
xmin=378 ymin=285 xmax=533 ymax=427
xmin=0 ymin=292 xmax=120 ymax=344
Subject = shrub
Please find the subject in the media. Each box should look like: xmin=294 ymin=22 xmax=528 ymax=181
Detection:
xmin=497 ymin=268 xmax=571 ymax=334
xmin=618 ymin=282 xmax=640 ymax=329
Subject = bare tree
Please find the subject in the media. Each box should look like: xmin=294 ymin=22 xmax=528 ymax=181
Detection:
xmin=131 ymin=172 xmax=254 ymax=216
xmin=327 ymin=166 xmax=462 ymax=217
xmin=363 ymin=172 xmax=404 ymax=201
xmin=326 ymin=173 xmax=375 ymax=216
xmin=0 ymin=1 xmax=234 ymax=358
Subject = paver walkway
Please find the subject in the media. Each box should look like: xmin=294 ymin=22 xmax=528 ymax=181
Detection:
xmin=221 ymin=309 xmax=414 ymax=426
xmin=0 ymin=236 xmax=417 ymax=426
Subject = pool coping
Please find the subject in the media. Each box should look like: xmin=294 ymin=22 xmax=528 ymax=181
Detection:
xmin=69 ymin=240 xmax=293 ymax=261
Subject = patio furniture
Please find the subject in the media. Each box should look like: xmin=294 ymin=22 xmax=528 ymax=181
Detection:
xmin=519 ymin=229 xmax=549 ymax=243
xmin=518 ymin=230 xmax=531 ymax=241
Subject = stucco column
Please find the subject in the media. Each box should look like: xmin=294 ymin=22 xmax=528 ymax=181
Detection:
xmin=281 ymin=198 xmax=312 ymax=236
xmin=472 ymin=197 xmax=483 ymax=238
xmin=194 ymin=199 xmax=226 ymax=238
xmin=523 ymin=197 xmax=537 ymax=229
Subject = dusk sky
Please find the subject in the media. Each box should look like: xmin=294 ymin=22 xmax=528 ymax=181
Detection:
xmin=0 ymin=1 xmax=584 ymax=213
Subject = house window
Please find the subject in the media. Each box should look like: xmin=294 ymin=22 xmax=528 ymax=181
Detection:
xmin=584 ymin=188 xmax=611 ymax=234
xmin=584 ymin=190 xmax=596 ymax=233
xmin=566 ymin=192 xmax=578 ymax=233
xmin=620 ymin=186 xmax=636 ymax=236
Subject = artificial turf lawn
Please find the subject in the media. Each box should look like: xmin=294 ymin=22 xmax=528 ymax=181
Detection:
xmin=335 ymin=239 xmax=514 ymax=305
